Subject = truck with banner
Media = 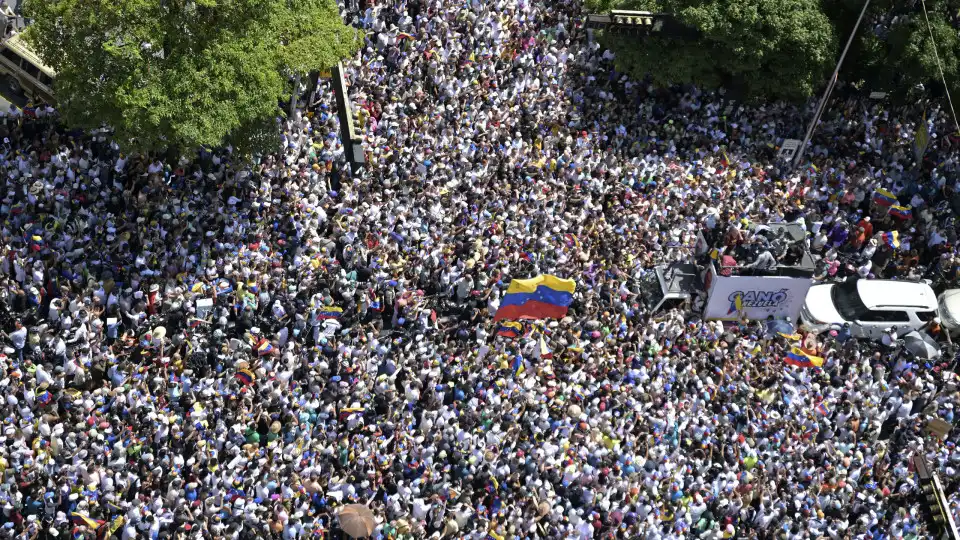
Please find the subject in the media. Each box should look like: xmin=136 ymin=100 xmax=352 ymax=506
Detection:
xmin=700 ymin=262 xmax=814 ymax=321
xmin=640 ymin=222 xmax=815 ymax=321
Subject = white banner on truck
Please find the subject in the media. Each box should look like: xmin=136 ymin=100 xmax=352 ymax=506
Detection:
xmin=702 ymin=273 xmax=812 ymax=321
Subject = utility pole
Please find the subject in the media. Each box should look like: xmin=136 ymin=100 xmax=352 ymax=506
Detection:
xmin=791 ymin=0 xmax=872 ymax=170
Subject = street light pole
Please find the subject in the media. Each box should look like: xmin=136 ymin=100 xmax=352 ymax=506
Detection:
xmin=791 ymin=0 xmax=872 ymax=170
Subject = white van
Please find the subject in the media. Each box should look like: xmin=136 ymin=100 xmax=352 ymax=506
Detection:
xmin=800 ymin=279 xmax=938 ymax=339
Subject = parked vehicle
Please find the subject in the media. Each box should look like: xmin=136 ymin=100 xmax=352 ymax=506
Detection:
xmin=642 ymin=223 xmax=816 ymax=322
xmin=937 ymin=289 xmax=960 ymax=337
xmin=800 ymin=279 xmax=938 ymax=339
xmin=0 ymin=33 xmax=55 ymax=104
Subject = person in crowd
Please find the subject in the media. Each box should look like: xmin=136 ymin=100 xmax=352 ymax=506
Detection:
xmin=0 ymin=0 xmax=959 ymax=537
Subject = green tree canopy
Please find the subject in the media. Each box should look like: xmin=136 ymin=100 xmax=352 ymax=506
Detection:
xmin=864 ymin=0 xmax=960 ymax=99
xmin=23 ymin=0 xmax=361 ymax=153
xmin=594 ymin=0 xmax=960 ymax=104
xmin=594 ymin=0 xmax=838 ymax=102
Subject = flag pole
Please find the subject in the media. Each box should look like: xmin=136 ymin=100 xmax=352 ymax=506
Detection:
xmin=791 ymin=0 xmax=873 ymax=171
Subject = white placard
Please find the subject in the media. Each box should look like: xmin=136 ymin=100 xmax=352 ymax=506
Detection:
xmin=195 ymin=298 xmax=214 ymax=319
xmin=778 ymin=139 xmax=801 ymax=163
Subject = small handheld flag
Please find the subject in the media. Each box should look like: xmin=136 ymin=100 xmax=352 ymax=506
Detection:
xmin=317 ymin=306 xmax=344 ymax=320
xmin=511 ymin=356 xmax=525 ymax=376
xmin=236 ymin=369 xmax=255 ymax=385
xmin=872 ymin=188 xmax=897 ymax=207
xmin=71 ymin=513 xmax=103 ymax=530
xmin=497 ymin=321 xmax=523 ymax=338
xmin=889 ymin=205 xmax=912 ymax=220
xmin=538 ymin=335 xmax=553 ymax=360
xmin=256 ymin=339 xmax=274 ymax=356
xmin=881 ymin=231 xmax=900 ymax=249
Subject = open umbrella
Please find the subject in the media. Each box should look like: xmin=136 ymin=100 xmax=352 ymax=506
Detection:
xmin=902 ymin=331 xmax=941 ymax=360
xmin=338 ymin=504 xmax=377 ymax=538
xmin=763 ymin=319 xmax=796 ymax=339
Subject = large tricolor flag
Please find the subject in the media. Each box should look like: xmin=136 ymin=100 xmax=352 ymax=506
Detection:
xmin=494 ymin=275 xmax=576 ymax=321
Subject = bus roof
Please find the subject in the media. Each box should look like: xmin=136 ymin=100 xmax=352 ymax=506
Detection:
xmin=3 ymin=34 xmax=55 ymax=77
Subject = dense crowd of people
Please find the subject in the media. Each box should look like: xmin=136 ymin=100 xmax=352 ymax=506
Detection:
xmin=2 ymin=0 xmax=960 ymax=538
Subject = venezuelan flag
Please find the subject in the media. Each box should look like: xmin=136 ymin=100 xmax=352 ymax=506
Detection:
xmin=889 ymin=205 xmax=912 ymax=220
xmin=71 ymin=512 xmax=103 ymax=529
xmin=339 ymin=407 xmax=365 ymax=421
xmin=497 ymin=321 xmax=523 ymax=338
xmin=882 ymin=231 xmax=900 ymax=249
xmin=107 ymin=516 xmax=126 ymax=536
xmin=257 ymin=339 xmax=274 ymax=356
xmin=235 ymin=369 xmax=255 ymax=385
xmin=873 ymin=188 xmax=897 ymax=207
xmin=511 ymin=356 xmax=524 ymax=376
xmin=317 ymin=306 xmax=343 ymax=320
xmin=563 ymin=233 xmax=580 ymax=249
xmin=36 ymin=390 xmax=53 ymax=406
xmin=538 ymin=336 xmax=553 ymax=360
xmin=777 ymin=332 xmax=802 ymax=341
xmin=784 ymin=347 xmax=823 ymax=368
xmin=368 ymin=290 xmax=383 ymax=311
xmin=494 ymin=275 xmax=576 ymax=321
xmin=188 ymin=318 xmax=205 ymax=329
xmin=815 ymin=402 xmax=830 ymax=416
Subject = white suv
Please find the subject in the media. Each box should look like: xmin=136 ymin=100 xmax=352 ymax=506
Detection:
xmin=800 ymin=279 xmax=938 ymax=339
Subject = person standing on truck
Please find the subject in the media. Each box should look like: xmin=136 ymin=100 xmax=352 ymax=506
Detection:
xmin=747 ymin=247 xmax=777 ymax=272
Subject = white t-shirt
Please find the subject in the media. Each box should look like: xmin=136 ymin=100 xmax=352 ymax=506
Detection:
xmin=9 ymin=327 xmax=26 ymax=349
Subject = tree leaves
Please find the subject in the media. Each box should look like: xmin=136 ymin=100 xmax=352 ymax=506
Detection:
xmin=596 ymin=0 xmax=837 ymax=102
xmin=23 ymin=0 xmax=361 ymax=154
xmin=597 ymin=0 xmax=960 ymax=103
